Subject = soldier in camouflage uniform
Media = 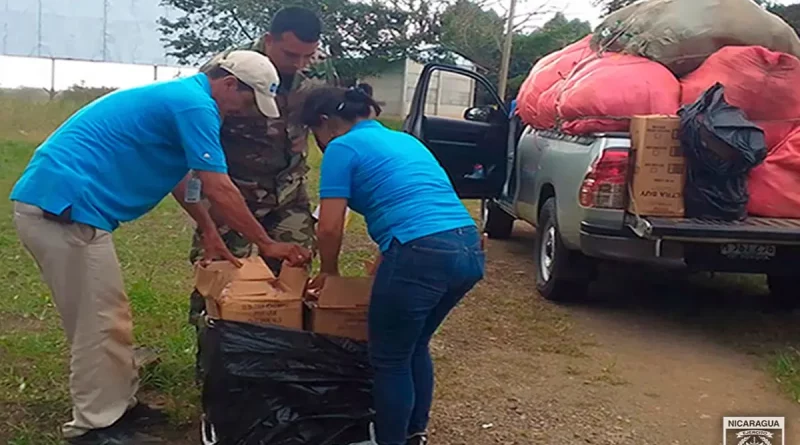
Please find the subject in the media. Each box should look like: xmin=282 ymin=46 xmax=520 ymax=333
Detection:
xmin=188 ymin=6 xmax=338 ymax=382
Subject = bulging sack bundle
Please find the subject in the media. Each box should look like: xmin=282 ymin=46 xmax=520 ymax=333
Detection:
xmin=680 ymin=46 xmax=800 ymax=149
xmin=591 ymin=0 xmax=800 ymax=77
xmin=516 ymin=35 xmax=592 ymax=129
xmin=532 ymin=79 xmax=564 ymax=130
xmin=748 ymin=129 xmax=800 ymax=218
xmin=557 ymin=53 xmax=681 ymax=135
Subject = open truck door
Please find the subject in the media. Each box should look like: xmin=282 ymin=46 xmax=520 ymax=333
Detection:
xmin=402 ymin=63 xmax=509 ymax=199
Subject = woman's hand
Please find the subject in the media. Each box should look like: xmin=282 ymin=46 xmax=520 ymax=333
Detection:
xmin=308 ymin=272 xmax=338 ymax=293
xmin=260 ymin=242 xmax=312 ymax=267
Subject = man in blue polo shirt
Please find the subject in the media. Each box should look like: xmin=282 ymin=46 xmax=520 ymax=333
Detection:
xmin=10 ymin=50 xmax=311 ymax=445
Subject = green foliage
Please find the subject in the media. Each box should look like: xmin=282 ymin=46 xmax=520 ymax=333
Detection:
xmin=158 ymin=0 xmax=442 ymax=81
xmin=0 ymin=84 xmax=117 ymax=143
xmin=57 ymin=84 xmax=116 ymax=103
xmin=438 ymin=5 xmax=590 ymax=99
xmin=763 ymin=2 xmax=800 ymax=35
xmin=0 ymin=95 xmax=402 ymax=441
xmin=509 ymin=13 xmax=591 ymax=78
xmin=438 ymin=0 xmax=504 ymax=69
xmin=159 ymin=0 xmax=590 ymax=93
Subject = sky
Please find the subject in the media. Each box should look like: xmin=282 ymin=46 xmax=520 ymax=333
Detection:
xmin=0 ymin=0 xmax=797 ymax=90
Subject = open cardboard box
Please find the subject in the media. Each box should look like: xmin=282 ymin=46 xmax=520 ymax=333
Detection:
xmin=304 ymin=258 xmax=377 ymax=342
xmin=194 ymin=256 xmax=309 ymax=329
xmin=305 ymin=276 xmax=374 ymax=342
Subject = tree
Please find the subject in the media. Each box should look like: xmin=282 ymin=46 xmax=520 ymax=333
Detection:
xmin=438 ymin=3 xmax=590 ymax=100
xmin=158 ymin=0 xmax=443 ymax=82
xmin=505 ymin=13 xmax=590 ymax=99
xmin=517 ymin=18 xmax=592 ymax=99
xmin=437 ymin=0 xmax=505 ymax=70
xmin=437 ymin=0 xmax=568 ymax=69
xmin=159 ymin=0 xmax=590 ymax=96
xmin=761 ymin=2 xmax=800 ymax=35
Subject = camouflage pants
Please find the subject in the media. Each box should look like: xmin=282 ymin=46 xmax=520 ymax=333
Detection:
xmin=188 ymin=201 xmax=316 ymax=384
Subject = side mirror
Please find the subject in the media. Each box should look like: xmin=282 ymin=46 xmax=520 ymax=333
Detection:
xmin=464 ymin=107 xmax=491 ymax=122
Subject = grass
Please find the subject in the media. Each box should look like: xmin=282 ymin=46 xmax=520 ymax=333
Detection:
xmin=773 ymin=348 xmax=800 ymax=403
xmin=2 ymin=93 xmax=800 ymax=442
xmin=0 ymin=96 xmax=84 ymax=144
xmin=0 ymin=96 xmax=382 ymax=443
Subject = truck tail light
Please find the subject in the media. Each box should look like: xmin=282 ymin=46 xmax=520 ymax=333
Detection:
xmin=579 ymin=149 xmax=629 ymax=209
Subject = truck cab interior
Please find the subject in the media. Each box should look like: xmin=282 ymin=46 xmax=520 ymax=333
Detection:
xmin=402 ymin=64 xmax=509 ymax=200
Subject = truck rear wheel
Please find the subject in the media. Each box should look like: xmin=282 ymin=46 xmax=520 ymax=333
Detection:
xmin=481 ymin=199 xmax=514 ymax=239
xmin=766 ymin=274 xmax=797 ymax=311
xmin=535 ymin=198 xmax=594 ymax=303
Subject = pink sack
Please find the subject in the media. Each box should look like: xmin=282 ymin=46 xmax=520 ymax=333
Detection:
xmin=747 ymin=127 xmax=800 ymax=218
xmin=680 ymin=46 xmax=800 ymax=150
xmin=557 ymin=53 xmax=681 ymax=135
xmin=516 ymin=35 xmax=593 ymax=129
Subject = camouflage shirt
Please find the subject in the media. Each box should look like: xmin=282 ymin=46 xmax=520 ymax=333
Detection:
xmin=199 ymin=35 xmax=327 ymax=217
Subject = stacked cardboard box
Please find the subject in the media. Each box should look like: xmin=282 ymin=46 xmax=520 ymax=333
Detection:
xmin=627 ymin=115 xmax=687 ymax=217
xmin=195 ymin=256 xmax=375 ymax=342
xmin=194 ymin=256 xmax=305 ymax=329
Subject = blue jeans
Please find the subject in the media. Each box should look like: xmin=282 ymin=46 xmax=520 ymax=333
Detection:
xmin=368 ymin=226 xmax=485 ymax=445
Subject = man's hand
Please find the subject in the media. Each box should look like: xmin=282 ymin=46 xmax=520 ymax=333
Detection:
xmin=200 ymin=230 xmax=242 ymax=267
xmin=197 ymin=171 xmax=295 ymax=259
xmin=172 ymin=174 xmax=240 ymax=267
xmin=260 ymin=242 xmax=312 ymax=267
xmin=308 ymin=271 xmax=337 ymax=293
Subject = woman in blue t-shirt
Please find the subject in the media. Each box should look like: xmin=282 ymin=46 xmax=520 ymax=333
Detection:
xmin=304 ymin=86 xmax=485 ymax=445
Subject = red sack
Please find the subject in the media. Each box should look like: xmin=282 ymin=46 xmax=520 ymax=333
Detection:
xmin=680 ymin=46 xmax=800 ymax=149
xmin=517 ymin=35 xmax=593 ymax=129
xmin=557 ymin=54 xmax=681 ymax=135
xmin=747 ymin=128 xmax=800 ymax=218
xmin=532 ymin=79 xmax=564 ymax=130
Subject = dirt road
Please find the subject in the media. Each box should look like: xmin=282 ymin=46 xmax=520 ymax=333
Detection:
xmin=148 ymin=222 xmax=800 ymax=445
xmin=428 ymin=223 xmax=800 ymax=445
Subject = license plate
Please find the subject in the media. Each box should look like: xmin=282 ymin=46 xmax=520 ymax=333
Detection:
xmin=720 ymin=243 xmax=777 ymax=260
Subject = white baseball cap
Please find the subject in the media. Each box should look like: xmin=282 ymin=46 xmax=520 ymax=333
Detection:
xmin=217 ymin=50 xmax=281 ymax=118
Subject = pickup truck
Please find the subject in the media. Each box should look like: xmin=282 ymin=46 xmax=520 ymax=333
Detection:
xmin=402 ymin=63 xmax=800 ymax=309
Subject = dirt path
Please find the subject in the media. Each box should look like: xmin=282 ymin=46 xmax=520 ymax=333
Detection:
xmin=104 ymin=222 xmax=800 ymax=445
xmin=428 ymin=223 xmax=800 ymax=445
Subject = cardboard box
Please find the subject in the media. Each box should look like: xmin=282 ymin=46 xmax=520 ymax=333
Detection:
xmin=627 ymin=115 xmax=686 ymax=217
xmin=195 ymin=257 xmax=308 ymax=329
xmin=306 ymin=276 xmax=373 ymax=341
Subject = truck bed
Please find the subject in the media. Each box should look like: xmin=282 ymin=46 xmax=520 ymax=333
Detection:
xmin=632 ymin=216 xmax=800 ymax=244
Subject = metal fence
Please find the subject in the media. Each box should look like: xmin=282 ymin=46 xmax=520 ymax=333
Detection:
xmin=2 ymin=0 xmax=180 ymax=66
xmin=0 ymin=54 xmax=197 ymax=91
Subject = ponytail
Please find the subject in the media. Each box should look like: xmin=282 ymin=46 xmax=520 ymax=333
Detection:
xmin=301 ymin=85 xmax=382 ymax=127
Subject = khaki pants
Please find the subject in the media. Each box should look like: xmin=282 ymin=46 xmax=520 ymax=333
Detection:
xmin=13 ymin=202 xmax=138 ymax=438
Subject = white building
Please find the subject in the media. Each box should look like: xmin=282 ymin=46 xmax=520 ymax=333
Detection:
xmin=359 ymin=57 xmax=477 ymax=119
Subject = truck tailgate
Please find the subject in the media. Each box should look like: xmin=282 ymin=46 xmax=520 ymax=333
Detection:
xmin=629 ymin=216 xmax=800 ymax=244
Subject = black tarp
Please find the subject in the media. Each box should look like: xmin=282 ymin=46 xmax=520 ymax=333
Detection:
xmin=200 ymin=320 xmax=374 ymax=445
xmin=678 ymin=82 xmax=767 ymax=220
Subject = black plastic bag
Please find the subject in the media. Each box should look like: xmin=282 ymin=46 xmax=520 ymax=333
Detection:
xmin=201 ymin=320 xmax=374 ymax=445
xmin=678 ymin=82 xmax=767 ymax=220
